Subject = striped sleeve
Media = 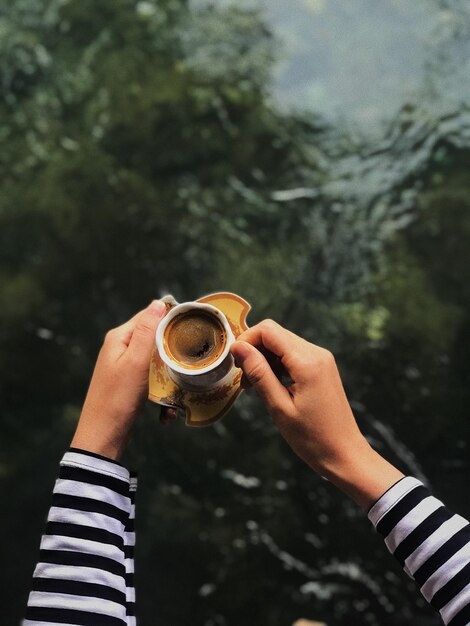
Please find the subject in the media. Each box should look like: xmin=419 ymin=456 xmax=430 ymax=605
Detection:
xmin=368 ymin=476 xmax=470 ymax=626
xmin=24 ymin=448 xmax=137 ymax=626
xmin=125 ymin=474 xmax=137 ymax=626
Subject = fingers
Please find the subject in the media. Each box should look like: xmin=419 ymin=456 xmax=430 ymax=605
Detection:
xmin=104 ymin=301 xmax=164 ymax=357
xmin=108 ymin=308 xmax=148 ymax=351
xmin=231 ymin=341 xmax=294 ymax=417
xmin=126 ymin=300 xmax=167 ymax=366
xmin=237 ymin=319 xmax=302 ymax=362
xmin=160 ymin=406 xmax=179 ymax=425
xmin=240 ymin=348 xmax=288 ymax=390
xmin=236 ymin=319 xmax=315 ymax=383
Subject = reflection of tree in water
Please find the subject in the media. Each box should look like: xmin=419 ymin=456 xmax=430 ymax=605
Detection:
xmin=0 ymin=1 xmax=469 ymax=625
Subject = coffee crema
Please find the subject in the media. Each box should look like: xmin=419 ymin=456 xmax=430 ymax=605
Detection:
xmin=163 ymin=310 xmax=227 ymax=370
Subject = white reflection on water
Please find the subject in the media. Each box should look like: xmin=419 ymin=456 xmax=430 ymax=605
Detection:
xmin=247 ymin=523 xmax=395 ymax=612
xmin=194 ymin=0 xmax=470 ymax=134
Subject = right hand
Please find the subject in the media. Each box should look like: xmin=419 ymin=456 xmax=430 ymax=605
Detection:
xmin=230 ymin=319 xmax=404 ymax=509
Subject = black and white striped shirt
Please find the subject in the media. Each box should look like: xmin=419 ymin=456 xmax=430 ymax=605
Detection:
xmin=25 ymin=449 xmax=136 ymax=626
xmin=25 ymin=450 xmax=470 ymax=625
xmin=369 ymin=476 xmax=470 ymax=625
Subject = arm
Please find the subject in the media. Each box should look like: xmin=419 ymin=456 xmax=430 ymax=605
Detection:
xmin=368 ymin=477 xmax=470 ymax=626
xmin=25 ymin=300 xmax=173 ymax=626
xmin=25 ymin=448 xmax=136 ymax=626
xmin=231 ymin=320 xmax=470 ymax=626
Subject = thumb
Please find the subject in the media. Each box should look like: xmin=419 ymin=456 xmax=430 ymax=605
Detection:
xmin=127 ymin=300 xmax=167 ymax=366
xmin=231 ymin=341 xmax=293 ymax=416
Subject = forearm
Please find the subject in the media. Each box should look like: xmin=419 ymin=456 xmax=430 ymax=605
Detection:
xmin=232 ymin=321 xmax=470 ymax=623
xmin=320 ymin=438 xmax=405 ymax=511
xmin=322 ymin=444 xmax=470 ymax=625
xmin=368 ymin=477 xmax=470 ymax=625
xmin=25 ymin=448 xmax=136 ymax=626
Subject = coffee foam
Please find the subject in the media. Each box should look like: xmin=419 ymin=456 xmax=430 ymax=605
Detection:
xmin=163 ymin=310 xmax=226 ymax=370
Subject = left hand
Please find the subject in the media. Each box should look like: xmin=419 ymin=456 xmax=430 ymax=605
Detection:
xmin=71 ymin=300 xmax=177 ymax=461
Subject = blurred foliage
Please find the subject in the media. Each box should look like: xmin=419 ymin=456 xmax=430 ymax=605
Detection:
xmin=0 ymin=1 xmax=469 ymax=626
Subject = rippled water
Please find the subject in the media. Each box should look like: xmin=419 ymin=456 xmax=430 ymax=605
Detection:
xmin=3 ymin=2 xmax=469 ymax=625
xmin=186 ymin=2 xmax=470 ymax=625
xmin=265 ymin=0 xmax=470 ymax=132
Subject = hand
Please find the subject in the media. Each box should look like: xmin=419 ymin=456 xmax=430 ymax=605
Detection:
xmin=230 ymin=320 xmax=404 ymax=509
xmin=71 ymin=300 xmax=177 ymax=461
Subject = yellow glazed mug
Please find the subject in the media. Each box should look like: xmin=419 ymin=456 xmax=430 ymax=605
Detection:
xmin=148 ymin=292 xmax=251 ymax=426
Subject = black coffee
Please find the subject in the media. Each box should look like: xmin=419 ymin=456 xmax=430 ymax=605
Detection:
xmin=164 ymin=311 xmax=226 ymax=369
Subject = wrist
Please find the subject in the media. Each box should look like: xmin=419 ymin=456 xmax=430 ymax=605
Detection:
xmin=68 ymin=446 xmax=128 ymax=469
xmin=319 ymin=437 xmax=405 ymax=510
xmin=70 ymin=433 xmax=124 ymax=461
xmin=71 ymin=415 xmax=130 ymax=462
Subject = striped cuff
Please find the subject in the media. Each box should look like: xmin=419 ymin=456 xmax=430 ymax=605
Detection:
xmin=63 ymin=448 xmax=132 ymax=483
xmin=369 ymin=477 xmax=470 ymax=626
xmin=24 ymin=448 xmax=137 ymax=626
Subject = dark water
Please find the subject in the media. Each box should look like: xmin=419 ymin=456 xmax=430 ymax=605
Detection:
xmin=178 ymin=2 xmax=470 ymax=625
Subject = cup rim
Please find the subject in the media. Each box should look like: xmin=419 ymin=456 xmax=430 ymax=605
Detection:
xmin=155 ymin=301 xmax=234 ymax=375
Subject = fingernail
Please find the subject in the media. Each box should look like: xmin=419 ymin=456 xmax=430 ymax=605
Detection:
xmin=148 ymin=300 xmax=166 ymax=316
xmin=231 ymin=341 xmax=252 ymax=367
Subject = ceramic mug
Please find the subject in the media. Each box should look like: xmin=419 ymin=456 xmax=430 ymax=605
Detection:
xmin=155 ymin=301 xmax=236 ymax=390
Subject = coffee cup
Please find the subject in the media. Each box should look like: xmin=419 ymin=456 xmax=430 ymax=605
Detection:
xmin=155 ymin=301 xmax=236 ymax=390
